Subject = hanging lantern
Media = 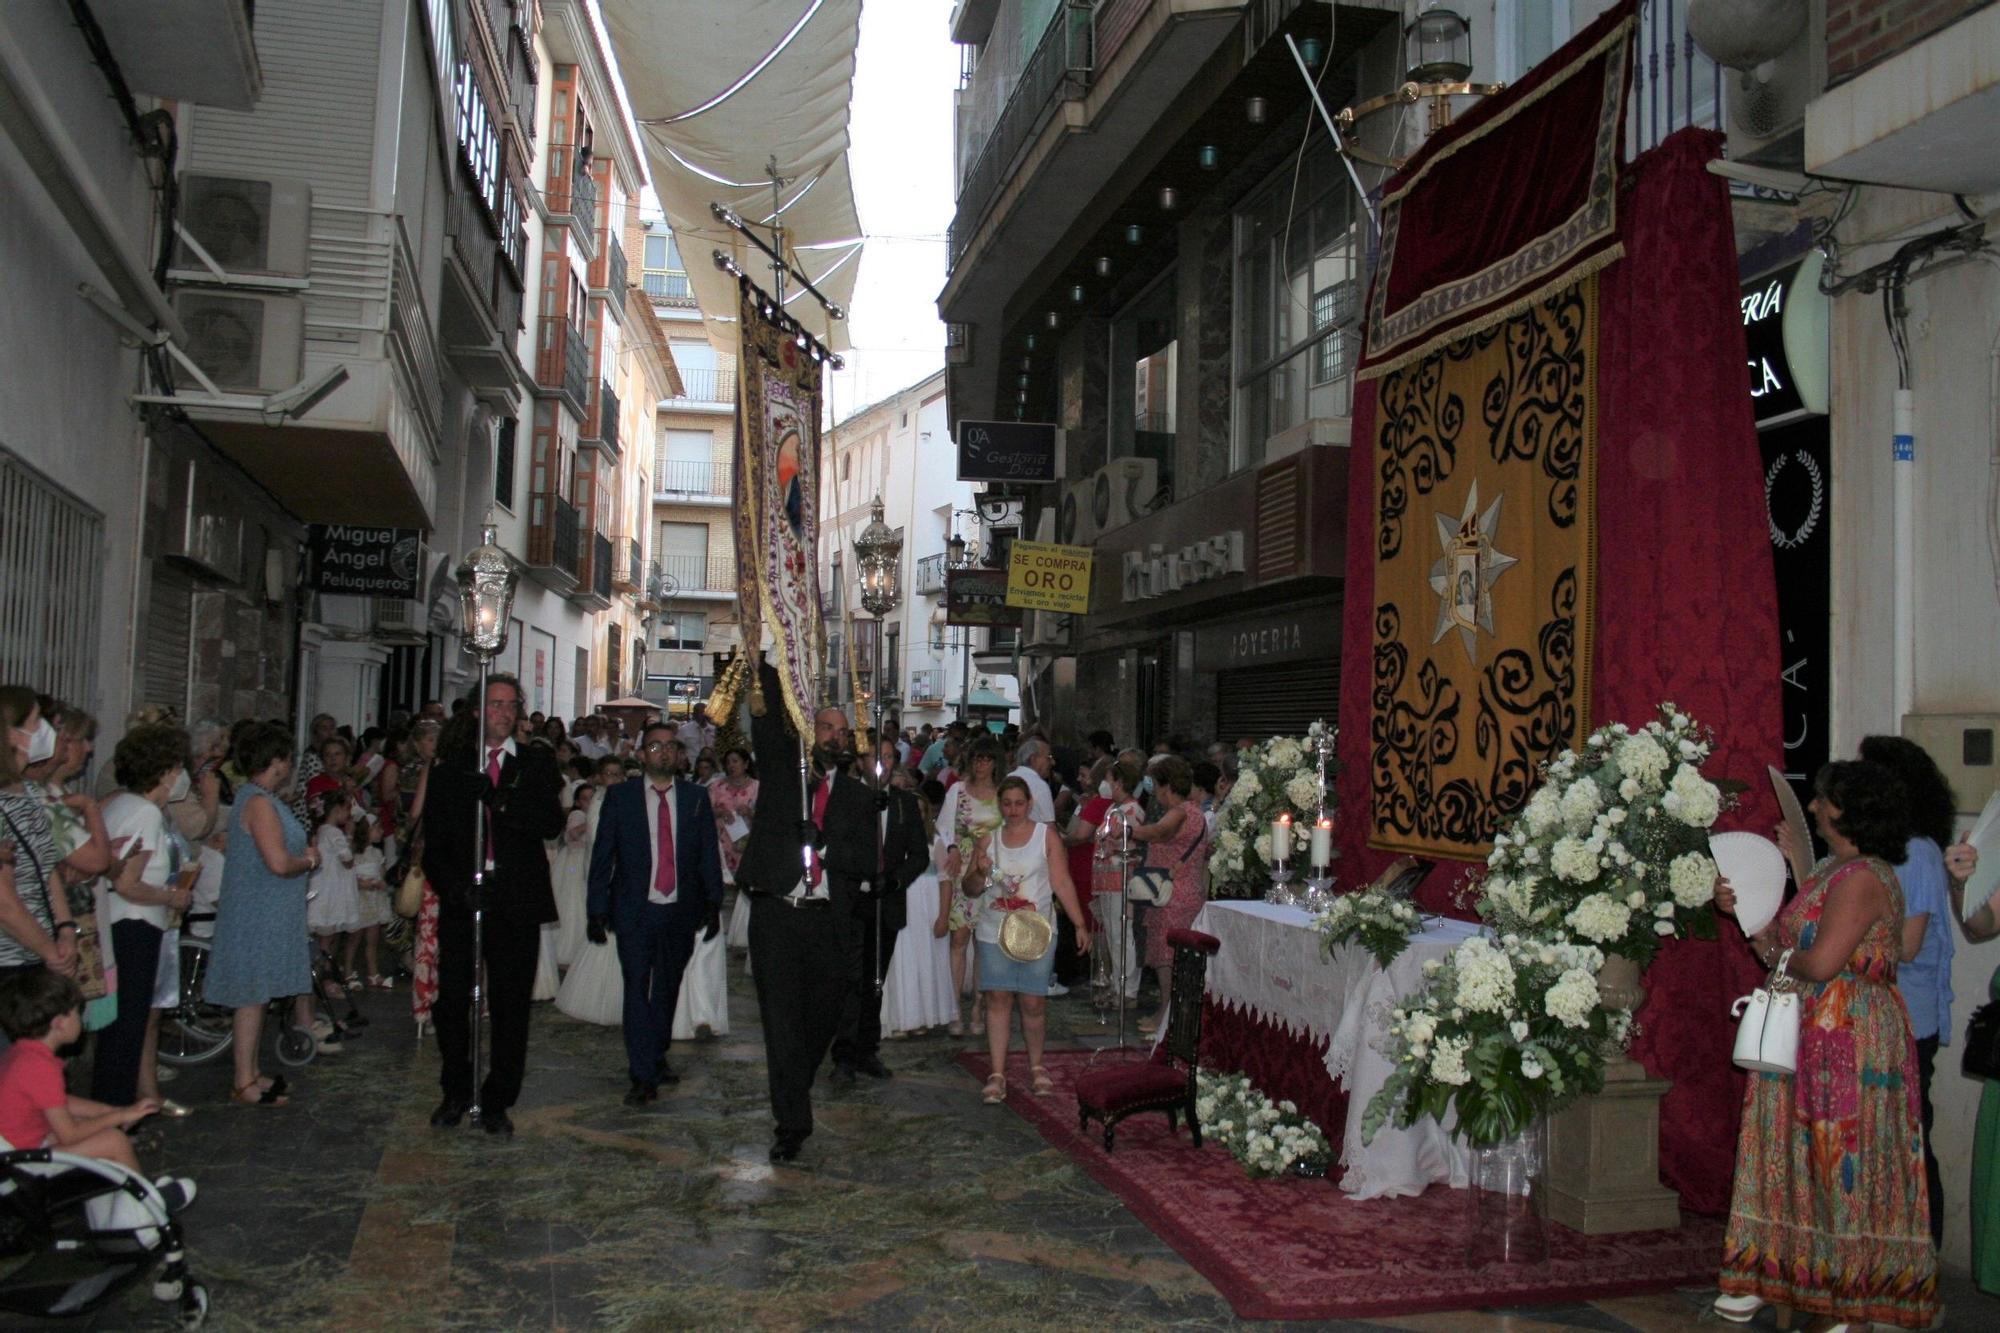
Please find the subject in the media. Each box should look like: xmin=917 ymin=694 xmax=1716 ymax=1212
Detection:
xmin=852 ymin=495 xmax=902 ymax=618
xmin=454 ymin=523 xmax=520 ymax=661
xmin=1406 ymin=6 xmax=1472 ymax=84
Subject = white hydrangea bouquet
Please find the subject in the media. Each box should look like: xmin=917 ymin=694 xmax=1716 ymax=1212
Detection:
xmin=1362 ymin=932 xmax=1632 ymax=1147
xmin=1208 ymin=720 xmax=1336 ymax=897
xmin=1195 ymin=1070 xmax=1332 ymax=1178
xmin=1476 ymin=704 xmax=1732 ymax=966
xmin=1316 ymin=889 xmax=1422 ymax=968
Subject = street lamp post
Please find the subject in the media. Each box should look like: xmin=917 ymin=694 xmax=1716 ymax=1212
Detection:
xmin=452 ymin=521 xmax=521 ymax=1127
xmin=852 ymin=495 xmax=902 ymax=997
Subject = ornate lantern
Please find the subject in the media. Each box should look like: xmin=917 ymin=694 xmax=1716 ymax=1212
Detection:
xmin=454 ymin=523 xmax=520 ymax=662
xmin=853 ymin=495 xmax=902 ymax=618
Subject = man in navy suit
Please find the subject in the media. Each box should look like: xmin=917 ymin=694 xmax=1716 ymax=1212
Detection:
xmin=586 ymin=723 xmax=724 ymax=1106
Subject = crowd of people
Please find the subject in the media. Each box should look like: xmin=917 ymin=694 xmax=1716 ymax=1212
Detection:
xmin=10 ymin=675 xmax=2000 ymax=1328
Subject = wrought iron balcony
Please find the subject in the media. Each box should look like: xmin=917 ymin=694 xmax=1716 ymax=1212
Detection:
xmin=527 ymin=491 xmax=580 ymax=585
xmin=915 ymin=553 xmax=949 ymax=595
xmin=606 ymin=234 xmax=628 ymax=316
xmin=535 ymin=317 xmax=590 ymax=417
xmin=652 ymin=458 xmax=731 ymax=498
xmin=611 ymin=536 xmax=642 ymax=594
xmin=644 ymin=270 xmax=696 ymax=307
xmin=657 ymin=554 xmax=738 ymax=594
xmin=592 ymin=532 xmax=613 ymax=601
xmin=667 ymin=366 xmax=736 ymax=405
xmin=585 ymin=379 xmax=620 ymax=456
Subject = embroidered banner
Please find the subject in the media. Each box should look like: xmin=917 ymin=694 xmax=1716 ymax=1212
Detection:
xmin=726 ymin=279 xmax=825 ymax=739
xmin=1368 ymin=275 xmax=1598 ymax=859
xmin=1357 ymin=0 xmax=1634 ymax=380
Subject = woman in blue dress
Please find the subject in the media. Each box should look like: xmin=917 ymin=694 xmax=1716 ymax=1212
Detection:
xmin=203 ymin=723 xmax=320 ymax=1106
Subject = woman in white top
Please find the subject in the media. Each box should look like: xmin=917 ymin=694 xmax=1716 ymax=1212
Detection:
xmin=94 ymin=724 xmax=195 ymax=1110
xmin=960 ymin=777 xmax=1091 ymax=1104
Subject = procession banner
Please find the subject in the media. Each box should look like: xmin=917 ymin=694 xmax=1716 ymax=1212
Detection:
xmin=1004 ymin=539 xmax=1092 ymax=614
xmin=724 ymin=279 xmax=825 ymax=738
xmin=1358 ymin=1 xmax=1635 ymax=860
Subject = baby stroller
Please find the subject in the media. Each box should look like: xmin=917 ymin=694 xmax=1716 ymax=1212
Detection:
xmin=0 ymin=1146 xmax=207 ymax=1326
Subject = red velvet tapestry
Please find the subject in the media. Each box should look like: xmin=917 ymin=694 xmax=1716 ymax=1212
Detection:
xmin=1335 ymin=125 xmax=1782 ymax=1214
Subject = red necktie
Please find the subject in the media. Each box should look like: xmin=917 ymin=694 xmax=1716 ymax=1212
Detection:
xmin=483 ymin=747 xmax=503 ymax=869
xmin=809 ymin=778 xmax=831 ymax=889
xmin=653 ymin=785 xmax=677 ymax=901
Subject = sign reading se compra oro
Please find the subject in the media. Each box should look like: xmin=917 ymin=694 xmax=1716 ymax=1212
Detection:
xmin=1004 ymin=539 xmax=1092 ymax=614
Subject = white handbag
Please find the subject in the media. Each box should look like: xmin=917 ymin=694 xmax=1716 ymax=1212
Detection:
xmin=1730 ymin=949 xmax=1802 ymax=1075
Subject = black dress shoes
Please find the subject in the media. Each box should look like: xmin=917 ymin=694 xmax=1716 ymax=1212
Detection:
xmin=482 ymin=1108 xmax=514 ymax=1137
xmin=768 ymin=1135 xmax=804 ymax=1163
xmin=655 ymin=1057 xmax=681 ymax=1085
xmin=828 ymin=1062 xmax=857 ymax=1085
xmin=853 ymin=1055 xmax=893 ymax=1080
xmin=623 ymin=1080 xmax=658 ymax=1107
xmin=430 ymin=1098 xmax=469 ymax=1128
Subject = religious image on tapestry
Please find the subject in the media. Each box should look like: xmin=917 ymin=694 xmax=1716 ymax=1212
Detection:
xmin=730 ymin=278 xmax=826 ymax=740
xmin=1368 ymin=275 xmax=1598 ymax=860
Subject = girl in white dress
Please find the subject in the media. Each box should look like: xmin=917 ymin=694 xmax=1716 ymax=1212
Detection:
xmin=881 ymin=785 xmax=956 ymax=1036
xmin=550 ymin=783 xmax=594 ymax=966
xmin=349 ymin=818 xmax=393 ymax=985
xmin=673 ymin=769 xmax=733 ymax=1037
xmin=306 ymin=796 xmax=362 ymax=943
xmin=555 ymin=776 xmax=622 ymax=1025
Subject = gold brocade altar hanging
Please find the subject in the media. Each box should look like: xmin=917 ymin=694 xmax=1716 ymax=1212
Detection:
xmin=1367 ymin=275 xmax=1598 ymax=860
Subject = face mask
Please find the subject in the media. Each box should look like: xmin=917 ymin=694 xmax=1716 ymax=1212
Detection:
xmin=167 ymin=767 xmax=191 ymax=803
xmin=24 ymin=719 xmax=56 ymax=765
xmin=1098 ymin=780 xmax=1112 ymax=798
xmin=1137 ymin=776 xmax=1154 ymax=799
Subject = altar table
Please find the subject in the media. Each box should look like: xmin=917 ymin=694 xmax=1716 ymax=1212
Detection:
xmin=1189 ymin=899 xmax=1475 ymax=1199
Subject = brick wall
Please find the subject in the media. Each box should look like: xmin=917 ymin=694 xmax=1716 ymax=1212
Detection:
xmin=1826 ymin=0 xmax=1992 ymax=82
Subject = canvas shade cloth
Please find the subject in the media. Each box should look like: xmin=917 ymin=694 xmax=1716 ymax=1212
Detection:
xmin=1190 ymin=901 xmax=1477 ymax=1199
xmin=601 ymin=0 xmax=864 ymax=353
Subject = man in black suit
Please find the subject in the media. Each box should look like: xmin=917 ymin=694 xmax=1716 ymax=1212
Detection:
xmin=422 ymin=673 xmax=567 ymax=1136
xmin=825 ymin=734 xmax=930 ymax=1082
xmin=735 ymin=663 xmax=850 ymax=1162
xmin=586 ymin=726 xmax=725 ymax=1107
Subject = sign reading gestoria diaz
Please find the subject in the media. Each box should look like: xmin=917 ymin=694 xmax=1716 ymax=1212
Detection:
xmin=307 ymin=525 xmax=424 ymax=599
xmin=1004 ymin=539 xmax=1092 ymax=614
xmin=956 ymin=420 xmax=1058 ymax=483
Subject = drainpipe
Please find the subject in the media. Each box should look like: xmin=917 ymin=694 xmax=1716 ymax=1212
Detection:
xmin=1893 ymin=387 xmax=1915 ymax=724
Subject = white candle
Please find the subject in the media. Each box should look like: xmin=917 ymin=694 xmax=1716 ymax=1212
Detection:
xmin=1311 ymin=818 xmax=1332 ymax=867
xmin=1270 ymin=817 xmax=1292 ymax=864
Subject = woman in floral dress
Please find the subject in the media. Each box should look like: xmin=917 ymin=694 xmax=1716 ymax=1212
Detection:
xmin=1713 ymin=760 xmax=1938 ymax=1332
xmin=1129 ymin=756 xmax=1206 ymax=1034
xmin=934 ymin=737 xmax=1002 ymax=1036
xmin=708 ymin=747 xmax=758 ymax=949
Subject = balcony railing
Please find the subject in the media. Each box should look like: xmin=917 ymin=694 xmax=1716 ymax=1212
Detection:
xmin=948 ymin=3 xmax=1094 ymax=273
xmin=657 ymin=554 xmax=736 ymax=593
xmin=652 ymin=458 xmax=731 ymax=497
xmin=667 ymin=366 xmax=737 ymax=404
xmin=1631 ymin=0 xmax=1723 ymax=156
xmin=445 ymin=177 xmax=525 ymax=341
xmin=643 ymin=270 xmax=696 ymax=306
xmin=527 ymin=491 xmax=580 ymax=581
xmin=915 ymin=552 xmax=949 ymax=595
xmin=588 ymin=379 xmax=619 ymax=455
xmin=606 ymin=235 xmax=628 ymax=315
xmin=535 ymin=316 xmax=590 ymax=415
xmin=592 ymin=532 xmax=613 ymax=601
xmin=611 ymin=536 xmax=642 ymax=593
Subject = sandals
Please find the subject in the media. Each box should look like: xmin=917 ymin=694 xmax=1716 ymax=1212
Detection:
xmin=982 ymin=1073 xmax=1007 ymax=1105
xmin=1030 ymin=1065 xmax=1054 ymax=1097
xmin=233 ymin=1079 xmax=288 ymax=1107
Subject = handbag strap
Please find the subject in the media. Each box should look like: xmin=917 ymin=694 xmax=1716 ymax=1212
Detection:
xmin=0 ymin=805 xmax=53 ymax=919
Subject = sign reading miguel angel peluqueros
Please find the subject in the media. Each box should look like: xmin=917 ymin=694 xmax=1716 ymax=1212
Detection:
xmin=956 ymin=420 xmax=1059 ymax=484
xmin=1004 ymin=539 xmax=1092 ymax=615
xmin=306 ymin=525 xmax=424 ymax=599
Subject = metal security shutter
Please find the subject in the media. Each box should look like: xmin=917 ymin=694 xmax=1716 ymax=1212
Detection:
xmin=1216 ymin=660 xmax=1338 ymax=743
xmin=141 ymin=566 xmax=194 ymax=716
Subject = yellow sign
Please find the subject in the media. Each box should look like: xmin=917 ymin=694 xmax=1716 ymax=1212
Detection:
xmin=1005 ymin=539 xmax=1094 ymax=614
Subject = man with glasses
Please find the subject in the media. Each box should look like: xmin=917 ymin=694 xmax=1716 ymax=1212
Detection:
xmin=422 ymin=674 xmax=566 ymax=1136
xmin=585 ymin=726 xmax=723 ymax=1106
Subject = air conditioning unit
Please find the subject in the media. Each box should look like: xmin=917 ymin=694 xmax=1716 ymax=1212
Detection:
xmin=172 ymin=291 xmax=304 ymax=394
xmin=1089 ymin=457 xmax=1158 ymax=538
xmin=372 ymin=599 xmax=428 ymax=646
xmin=174 ymin=174 xmax=311 ymax=279
xmin=1689 ymin=0 xmax=1819 ymax=169
xmin=909 ymin=667 xmax=944 ymax=704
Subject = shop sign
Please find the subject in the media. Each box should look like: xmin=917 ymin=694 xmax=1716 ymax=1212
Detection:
xmin=306 ymin=525 xmax=423 ymax=598
xmin=1121 ymin=532 xmax=1245 ymax=602
xmin=956 ymin=420 xmax=1059 ymax=483
xmin=1194 ymin=607 xmax=1341 ymax=672
xmin=1743 ymin=262 xmax=1807 ymax=426
xmin=1005 ymin=539 xmax=1093 ymax=614
xmin=945 ymin=568 xmax=1024 ymax=627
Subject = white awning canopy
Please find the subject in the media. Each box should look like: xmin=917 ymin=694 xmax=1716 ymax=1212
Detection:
xmin=602 ymin=0 xmax=865 ymax=353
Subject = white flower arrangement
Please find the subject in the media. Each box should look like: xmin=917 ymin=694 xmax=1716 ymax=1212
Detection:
xmin=1195 ymin=1071 xmax=1332 ymax=1178
xmin=1315 ymin=886 xmax=1422 ymax=968
xmin=1476 ymin=703 xmax=1731 ymax=965
xmin=1365 ymin=932 xmax=1627 ymax=1147
xmin=1207 ymin=719 xmax=1336 ymax=893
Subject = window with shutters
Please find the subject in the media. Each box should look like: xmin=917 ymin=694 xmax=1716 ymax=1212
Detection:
xmin=140 ymin=568 xmax=193 ymax=717
xmin=0 ymin=447 xmax=104 ymax=711
xmin=495 ymin=418 xmax=517 ymax=511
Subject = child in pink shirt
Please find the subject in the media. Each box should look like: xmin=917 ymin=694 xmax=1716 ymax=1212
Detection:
xmin=0 ymin=969 xmax=194 ymax=1212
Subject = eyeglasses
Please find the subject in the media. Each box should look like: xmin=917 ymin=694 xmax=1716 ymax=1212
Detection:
xmin=642 ymin=741 xmax=679 ymax=753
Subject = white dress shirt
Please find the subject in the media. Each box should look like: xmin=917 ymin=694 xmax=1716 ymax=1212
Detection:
xmin=643 ymin=778 xmax=681 ymax=905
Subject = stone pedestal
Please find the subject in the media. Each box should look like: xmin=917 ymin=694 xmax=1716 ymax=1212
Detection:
xmin=1543 ymin=1059 xmax=1683 ymax=1234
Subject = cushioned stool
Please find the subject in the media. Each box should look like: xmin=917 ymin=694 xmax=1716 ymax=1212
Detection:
xmin=1074 ymin=927 xmax=1221 ymax=1152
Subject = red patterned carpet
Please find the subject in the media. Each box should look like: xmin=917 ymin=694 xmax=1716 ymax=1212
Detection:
xmin=957 ymin=1048 xmax=1723 ymax=1321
